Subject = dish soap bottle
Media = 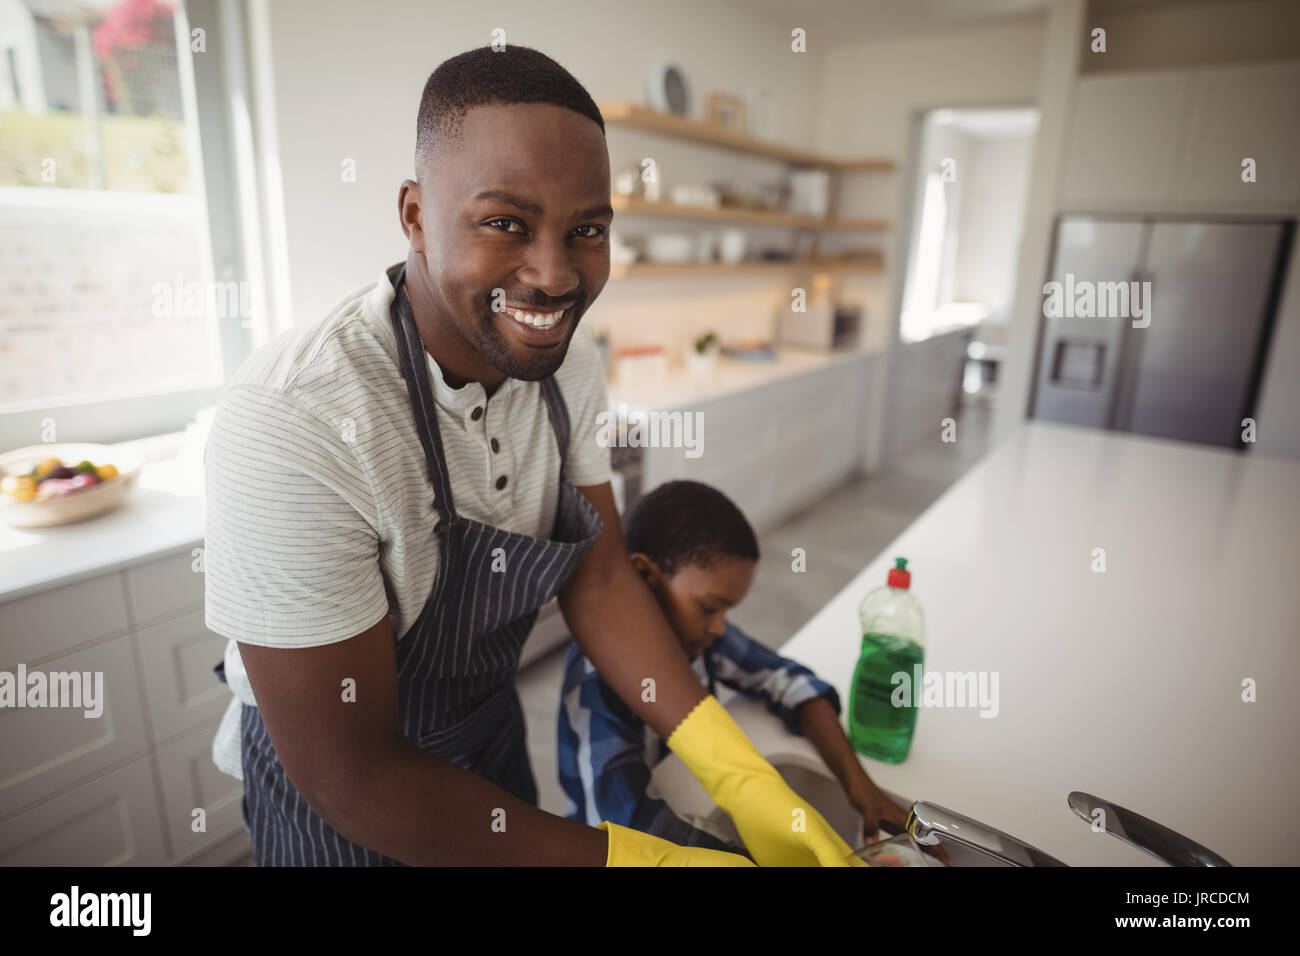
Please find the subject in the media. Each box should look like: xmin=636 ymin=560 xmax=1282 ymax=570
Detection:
xmin=849 ymin=557 xmax=925 ymax=763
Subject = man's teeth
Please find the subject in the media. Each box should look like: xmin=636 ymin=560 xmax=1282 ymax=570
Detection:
xmin=505 ymin=307 xmax=565 ymax=329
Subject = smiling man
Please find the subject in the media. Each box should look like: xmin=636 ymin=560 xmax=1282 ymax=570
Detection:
xmin=203 ymin=45 xmax=856 ymax=867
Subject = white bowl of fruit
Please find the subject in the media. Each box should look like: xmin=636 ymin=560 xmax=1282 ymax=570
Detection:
xmin=0 ymin=444 xmax=141 ymax=529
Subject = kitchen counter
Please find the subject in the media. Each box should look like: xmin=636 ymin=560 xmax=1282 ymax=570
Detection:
xmin=605 ymin=344 xmax=881 ymax=412
xmin=651 ymin=421 xmax=1300 ymax=865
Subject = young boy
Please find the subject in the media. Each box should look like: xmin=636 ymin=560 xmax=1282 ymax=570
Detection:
xmin=556 ymin=480 xmax=913 ymax=855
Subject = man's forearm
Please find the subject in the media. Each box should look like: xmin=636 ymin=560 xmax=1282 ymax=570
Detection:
xmin=797 ymin=697 xmax=874 ymax=804
xmin=309 ymin=738 xmax=608 ymax=865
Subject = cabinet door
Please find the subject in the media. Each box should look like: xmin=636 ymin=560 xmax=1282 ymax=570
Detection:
xmin=123 ymin=550 xmax=206 ymax=626
xmin=156 ymin=722 xmax=247 ymax=862
xmin=0 ymin=756 xmax=167 ymax=865
xmin=134 ymin=607 xmax=231 ymax=745
xmin=1175 ymin=62 xmax=1300 ymax=206
xmin=0 ymin=573 xmax=129 ymax=667
xmin=1061 ymin=70 xmax=1193 ymax=208
xmin=0 ymin=633 xmax=150 ymax=819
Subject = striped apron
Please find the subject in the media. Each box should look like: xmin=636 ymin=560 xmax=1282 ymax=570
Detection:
xmin=239 ymin=261 xmax=603 ymax=865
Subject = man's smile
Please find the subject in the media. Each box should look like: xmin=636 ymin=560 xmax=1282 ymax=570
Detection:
xmin=498 ymin=303 xmax=574 ymax=345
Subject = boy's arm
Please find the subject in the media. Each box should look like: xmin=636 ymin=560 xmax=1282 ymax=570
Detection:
xmin=709 ymin=621 xmax=841 ymax=736
xmin=571 ymin=672 xmax=747 ymax=855
xmin=796 ymin=696 xmax=894 ymax=825
xmin=713 ymin=623 xmax=910 ymax=838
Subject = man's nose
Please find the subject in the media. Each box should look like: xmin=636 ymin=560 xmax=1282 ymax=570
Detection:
xmin=518 ymin=232 xmax=580 ymax=299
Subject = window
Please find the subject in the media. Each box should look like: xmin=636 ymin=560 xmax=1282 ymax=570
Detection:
xmin=0 ymin=0 xmax=265 ymax=448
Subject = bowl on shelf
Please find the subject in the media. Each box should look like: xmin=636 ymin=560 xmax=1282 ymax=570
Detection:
xmin=0 ymin=443 xmax=142 ymax=529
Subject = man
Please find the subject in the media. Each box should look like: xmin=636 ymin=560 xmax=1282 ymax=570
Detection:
xmin=205 ymin=45 xmax=857 ymax=866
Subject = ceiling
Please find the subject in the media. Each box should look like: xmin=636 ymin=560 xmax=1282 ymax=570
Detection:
xmin=739 ymin=0 xmax=1215 ymax=43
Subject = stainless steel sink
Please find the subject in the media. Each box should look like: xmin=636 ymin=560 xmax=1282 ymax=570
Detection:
xmin=772 ymin=762 xmax=1010 ymax=866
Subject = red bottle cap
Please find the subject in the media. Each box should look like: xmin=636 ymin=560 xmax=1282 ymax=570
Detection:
xmin=887 ymin=557 xmax=911 ymax=589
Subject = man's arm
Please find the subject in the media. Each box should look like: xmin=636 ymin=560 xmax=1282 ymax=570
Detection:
xmin=238 ymin=613 xmax=608 ymax=866
xmin=558 ymin=482 xmax=709 ymax=740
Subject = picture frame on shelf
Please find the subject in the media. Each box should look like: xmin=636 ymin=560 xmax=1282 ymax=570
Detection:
xmin=707 ymin=92 xmax=746 ymax=134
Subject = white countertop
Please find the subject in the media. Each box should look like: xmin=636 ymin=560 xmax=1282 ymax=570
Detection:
xmin=0 ymin=432 xmax=207 ymax=601
xmin=652 ymin=421 xmax=1300 ymax=865
xmin=605 ymin=345 xmax=878 ymax=412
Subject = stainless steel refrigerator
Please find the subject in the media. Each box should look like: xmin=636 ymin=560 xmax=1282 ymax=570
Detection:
xmin=1030 ymin=216 xmax=1293 ymax=449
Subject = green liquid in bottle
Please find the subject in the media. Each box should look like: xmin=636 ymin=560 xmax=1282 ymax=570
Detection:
xmin=848 ymin=632 xmax=924 ymax=763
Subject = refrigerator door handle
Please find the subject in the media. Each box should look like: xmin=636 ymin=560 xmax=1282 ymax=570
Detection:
xmin=1105 ymin=270 xmax=1151 ymax=431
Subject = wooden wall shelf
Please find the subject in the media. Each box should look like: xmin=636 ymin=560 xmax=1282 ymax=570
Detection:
xmin=611 ymin=259 xmax=885 ymax=278
xmin=610 ymin=195 xmax=889 ymax=230
xmin=599 ymin=102 xmax=896 ymax=173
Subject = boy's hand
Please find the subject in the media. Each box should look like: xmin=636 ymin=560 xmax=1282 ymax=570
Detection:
xmin=850 ymin=781 xmax=951 ymax=866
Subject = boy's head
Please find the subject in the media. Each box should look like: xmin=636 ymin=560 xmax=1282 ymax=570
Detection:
xmin=624 ymin=481 xmax=760 ymax=659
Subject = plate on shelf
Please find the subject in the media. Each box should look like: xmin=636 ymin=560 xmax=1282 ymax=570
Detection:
xmin=0 ymin=443 xmax=141 ymax=529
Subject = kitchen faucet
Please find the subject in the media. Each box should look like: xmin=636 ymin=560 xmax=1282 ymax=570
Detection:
xmin=903 ymin=794 xmax=1232 ymax=866
xmin=907 ymin=802 xmax=1068 ymax=866
xmin=1066 ymin=792 xmax=1232 ymax=867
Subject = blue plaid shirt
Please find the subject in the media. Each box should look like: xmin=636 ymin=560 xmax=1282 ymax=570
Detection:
xmin=556 ymin=620 xmax=841 ymax=852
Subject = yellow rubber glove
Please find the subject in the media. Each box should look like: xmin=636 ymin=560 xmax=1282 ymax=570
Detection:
xmin=667 ymin=695 xmax=867 ymax=867
xmin=598 ymin=821 xmax=755 ymax=866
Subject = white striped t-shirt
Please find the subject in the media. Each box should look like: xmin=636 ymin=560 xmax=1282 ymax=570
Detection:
xmin=204 ymin=266 xmax=611 ymax=778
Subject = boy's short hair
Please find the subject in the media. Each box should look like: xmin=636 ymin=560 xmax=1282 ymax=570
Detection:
xmin=625 ymin=481 xmax=760 ymax=576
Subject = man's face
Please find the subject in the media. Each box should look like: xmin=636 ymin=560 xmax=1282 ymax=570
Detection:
xmin=418 ymin=102 xmax=611 ymax=381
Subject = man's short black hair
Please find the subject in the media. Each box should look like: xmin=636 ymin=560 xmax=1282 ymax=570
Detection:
xmin=625 ymin=481 xmax=760 ymax=576
xmin=415 ymin=45 xmax=604 ymax=176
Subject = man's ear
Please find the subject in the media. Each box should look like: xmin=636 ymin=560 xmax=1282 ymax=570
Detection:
xmin=628 ymin=552 xmax=660 ymax=585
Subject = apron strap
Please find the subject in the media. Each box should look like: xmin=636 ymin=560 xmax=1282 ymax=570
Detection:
xmin=387 ymin=260 xmax=576 ymax=518
xmin=388 ymin=261 xmax=457 ymax=520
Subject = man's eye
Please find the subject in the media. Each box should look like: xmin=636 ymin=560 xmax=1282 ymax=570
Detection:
xmin=487 ymin=218 xmax=524 ymax=233
xmin=574 ymin=224 xmax=607 ymax=238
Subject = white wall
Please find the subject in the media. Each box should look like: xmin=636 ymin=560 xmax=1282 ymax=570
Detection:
xmin=954 ymin=133 xmax=1036 ymax=323
xmin=813 ymin=16 xmax=1047 ymax=468
xmin=260 ymin=0 xmax=826 ymax=349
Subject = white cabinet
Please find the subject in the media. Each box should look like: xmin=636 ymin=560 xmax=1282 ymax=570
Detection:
xmin=0 ymin=633 xmax=149 ymax=819
xmin=1062 ymin=70 xmax=1192 ymax=207
xmin=0 ymin=550 xmax=247 ymax=864
xmin=643 ymin=355 xmax=874 ymax=533
xmin=0 ymin=756 xmax=168 ymax=866
xmin=134 ymin=607 xmax=231 ymax=745
xmin=1062 ymin=61 xmax=1300 ymax=212
xmin=155 ymin=722 xmax=247 ymax=862
xmin=1175 ymin=62 xmax=1300 ymax=206
xmin=0 ymin=573 xmax=130 ymax=664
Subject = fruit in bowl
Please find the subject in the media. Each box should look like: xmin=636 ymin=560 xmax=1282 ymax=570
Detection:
xmin=3 ymin=457 xmax=120 ymax=501
xmin=0 ymin=444 xmax=138 ymax=528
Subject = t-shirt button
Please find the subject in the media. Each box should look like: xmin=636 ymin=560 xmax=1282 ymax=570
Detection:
xmin=495 ymin=475 xmax=508 ymax=490
xmin=490 ymin=437 xmax=500 ymax=453
xmin=471 ymin=406 xmax=484 ymax=422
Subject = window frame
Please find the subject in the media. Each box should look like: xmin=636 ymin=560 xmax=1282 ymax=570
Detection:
xmin=0 ymin=0 xmax=289 ymax=450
